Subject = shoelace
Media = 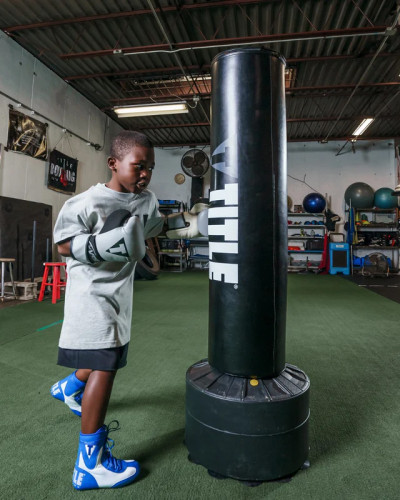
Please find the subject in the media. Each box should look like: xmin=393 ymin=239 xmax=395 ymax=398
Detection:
xmin=103 ymin=420 xmax=124 ymax=471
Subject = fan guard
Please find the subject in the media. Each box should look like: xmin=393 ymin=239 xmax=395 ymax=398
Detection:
xmin=181 ymin=149 xmax=210 ymax=178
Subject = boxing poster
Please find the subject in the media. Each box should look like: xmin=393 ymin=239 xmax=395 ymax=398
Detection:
xmin=47 ymin=149 xmax=78 ymax=194
xmin=7 ymin=109 xmax=48 ymax=160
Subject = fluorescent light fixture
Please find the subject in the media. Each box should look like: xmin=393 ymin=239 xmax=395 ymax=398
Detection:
xmin=352 ymin=118 xmax=374 ymax=137
xmin=113 ymin=101 xmax=188 ymax=117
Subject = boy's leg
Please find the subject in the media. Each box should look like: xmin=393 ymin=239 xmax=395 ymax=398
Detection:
xmin=76 ymin=369 xmax=92 ymax=382
xmin=51 ymin=369 xmax=91 ymax=416
xmin=81 ymin=370 xmax=116 ymax=434
xmin=73 ymin=370 xmax=140 ymax=490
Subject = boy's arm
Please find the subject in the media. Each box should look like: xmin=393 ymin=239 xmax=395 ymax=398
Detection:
xmin=142 ymin=195 xmax=164 ymax=239
xmin=57 ymin=240 xmax=71 ymax=257
xmin=55 ymin=204 xmax=145 ymax=264
xmin=71 ymin=211 xmax=145 ymax=264
xmin=144 ymin=214 xmax=165 ymax=238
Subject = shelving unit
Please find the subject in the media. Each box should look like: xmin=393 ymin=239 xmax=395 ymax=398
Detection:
xmin=350 ymin=208 xmax=399 ymax=273
xmin=157 ymin=200 xmax=187 ymax=272
xmin=156 ymin=200 xmax=209 ymax=272
xmin=157 ymin=236 xmax=187 ymax=272
xmin=287 ymin=213 xmax=326 ymax=272
xmin=185 ymin=237 xmax=209 ymax=269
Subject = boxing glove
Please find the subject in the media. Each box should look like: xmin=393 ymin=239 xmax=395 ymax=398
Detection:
xmin=165 ymin=205 xmax=209 ymax=239
xmin=196 ymin=208 xmax=208 ymax=236
xmin=71 ymin=209 xmax=145 ymax=264
xmin=189 ymin=203 xmax=208 ymax=236
xmin=166 ymin=211 xmax=199 ymax=239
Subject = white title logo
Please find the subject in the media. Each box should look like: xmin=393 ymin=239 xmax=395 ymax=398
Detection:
xmin=209 ymin=183 xmax=238 ymax=285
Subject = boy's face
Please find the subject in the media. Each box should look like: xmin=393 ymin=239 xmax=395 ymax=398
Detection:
xmin=107 ymin=146 xmax=155 ymax=194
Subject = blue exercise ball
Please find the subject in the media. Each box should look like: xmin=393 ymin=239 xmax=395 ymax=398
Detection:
xmin=302 ymin=192 xmax=326 ymax=213
xmin=374 ymin=187 xmax=397 ymax=209
xmin=344 ymin=182 xmax=374 ymax=209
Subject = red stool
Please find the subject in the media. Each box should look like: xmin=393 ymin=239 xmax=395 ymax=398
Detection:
xmin=38 ymin=262 xmax=67 ymax=304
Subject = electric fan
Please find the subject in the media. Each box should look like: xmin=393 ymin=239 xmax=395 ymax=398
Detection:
xmin=181 ymin=149 xmax=210 ymax=177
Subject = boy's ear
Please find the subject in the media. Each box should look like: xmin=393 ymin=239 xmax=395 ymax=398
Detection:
xmin=108 ymin=157 xmax=117 ymax=171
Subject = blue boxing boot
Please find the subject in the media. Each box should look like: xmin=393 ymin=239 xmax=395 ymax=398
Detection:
xmin=50 ymin=371 xmax=86 ymax=417
xmin=72 ymin=421 xmax=140 ymax=490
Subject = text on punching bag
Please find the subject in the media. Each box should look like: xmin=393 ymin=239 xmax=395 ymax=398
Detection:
xmin=209 ymin=183 xmax=238 ymax=284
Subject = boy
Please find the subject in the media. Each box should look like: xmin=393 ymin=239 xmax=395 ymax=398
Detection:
xmin=50 ymin=131 xmax=163 ymax=490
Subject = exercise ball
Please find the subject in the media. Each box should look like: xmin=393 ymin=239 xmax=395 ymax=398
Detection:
xmin=374 ymin=187 xmax=397 ymax=209
xmin=302 ymin=192 xmax=326 ymax=213
xmin=344 ymin=182 xmax=374 ymax=209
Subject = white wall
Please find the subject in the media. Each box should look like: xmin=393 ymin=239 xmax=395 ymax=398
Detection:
xmin=0 ymin=32 xmax=122 ymax=229
xmin=287 ymin=141 xmax=396 ymax=230
xmin=153 ymin=141 xmax=396 ymax=230
xmin=152 ymin=146 xmax=211 ymax=208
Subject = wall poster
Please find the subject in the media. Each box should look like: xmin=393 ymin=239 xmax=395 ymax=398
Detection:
xmin=7 ymin=109 xmax=48 ymax=160
xmin=47 ymin=149 xmax=78 ymax=194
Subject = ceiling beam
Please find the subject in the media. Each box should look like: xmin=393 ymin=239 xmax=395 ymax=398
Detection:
xmin=288 ymin=115 xmax=396 ymax=122
xmin=287 ymin=52 xmax=399 ymax=63
xmin=59 ymin=26 xmax=390 ymax=60
xmin=290 ymin=82 xmax=400 ymax=92
xmin=153 ymin=135 xmax=400 ymax=147
xmin=107 ymin=81 xmax=400 ymax=105
xmin=109 ymin=93 xmax=211 ymax=104
xmin=137 ymin=114 xmax=398 ymax=131
xmin=287 ymin=136 xmax=400 ymax=143
xmin=140 ymin=122 xmax=210 ymax=130
xmin=64 ymin=52 xmax=400 ymax=81
xmin=3 ymin=1 xmax=279 ymax=33
xmin=65 ymin=65 xmax=204 ymax=82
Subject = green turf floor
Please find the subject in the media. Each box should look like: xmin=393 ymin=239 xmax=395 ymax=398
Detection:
xmin=1 ymin=272 xmax=399 ymax=499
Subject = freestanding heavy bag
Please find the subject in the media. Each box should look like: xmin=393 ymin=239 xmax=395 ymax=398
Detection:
xmin=185 ymin=48 xmax=310 ymax=481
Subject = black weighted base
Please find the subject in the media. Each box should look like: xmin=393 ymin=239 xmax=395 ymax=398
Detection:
xmin=205 ymin=461 xmax=310 ymax=487
xmin=185 ymin=360 xmax=310 ymax=482
xmin=207 ymin=470 xmax=227 ymax=480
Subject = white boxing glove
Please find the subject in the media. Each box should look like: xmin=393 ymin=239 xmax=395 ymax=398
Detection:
xmin=166 ymin=212 xmax=199 ymax=239
xmin=165 ymin=205 xmax=209 ymax=239
xmin=189 ymin=203 xmax=209 ymax=215
xmin=197 ymin=208 xmax=208 ymax=236
xmin=71 ymin=209 xmax=145 ymax=264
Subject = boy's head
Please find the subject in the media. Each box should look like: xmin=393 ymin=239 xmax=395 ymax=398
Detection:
xmin=110 ymin=130 xmax=153 ymax=160
xmin=107 ymin=131 xmax=155 ymax=194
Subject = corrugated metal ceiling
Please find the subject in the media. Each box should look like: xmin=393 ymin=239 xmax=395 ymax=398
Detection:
xmin=1 ymin=0 xmax=400 ymax=147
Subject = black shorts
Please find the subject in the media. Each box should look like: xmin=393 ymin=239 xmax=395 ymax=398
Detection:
xmin=57 ymin=343 xmax=129 ymax=371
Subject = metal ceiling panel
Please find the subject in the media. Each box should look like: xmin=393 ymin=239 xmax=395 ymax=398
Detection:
xmin=1 ymin=0 xmax=400 ymax=146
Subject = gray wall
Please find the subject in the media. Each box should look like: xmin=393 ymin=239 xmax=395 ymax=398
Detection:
xmin=153 ymin=141 xmax=396 ymax=231
xmin=287 ymin=141 xmax=397 ymax=231
xmin=0 ymin=32 xmax=122 ymax=231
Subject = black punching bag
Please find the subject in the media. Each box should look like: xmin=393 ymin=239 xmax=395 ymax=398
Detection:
xmin=185 ymin=48 xmax=310 ymax=481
